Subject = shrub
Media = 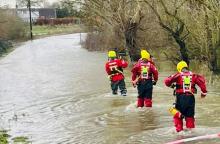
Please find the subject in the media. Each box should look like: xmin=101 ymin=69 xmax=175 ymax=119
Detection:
xmin=35 ymin=18 xmax=80 ymax=25
xmin=0 ymin=8 xmax=28 ymax=54
xmin=0 ymin=9 xmax=28 ymax=40
xmin=0 ymin=39 xmax=12 ymax=55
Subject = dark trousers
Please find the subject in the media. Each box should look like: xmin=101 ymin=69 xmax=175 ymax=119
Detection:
xmin=174 ymin=94 xmax=195 ymax=131
xmin=137 ymin=80 xmax=153 ymax=99
xmin=175 ymin=94 xmax=195 ymax=117
xmin=111 ymin=79 xmax=127 ymax=95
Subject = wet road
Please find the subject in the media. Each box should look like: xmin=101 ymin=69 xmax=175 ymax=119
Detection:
xmin=0 ymin=34 xmax=220 ymax=144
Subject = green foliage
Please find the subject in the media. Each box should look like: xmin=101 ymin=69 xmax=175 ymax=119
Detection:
xmin=32 ymin=24 xmax=83 ymax=37
xmin=0 ymin=40 xmax=12 ymax=55
xmin=12 ymin=136 xmax=29 ymax=144
xmin=56 ymin=7 xmax=70 ymax=18
xmin=0 ymin=130 xmax=30 ymax=144
xmin=0 ymin=130 xmax=9 ymax=144
xmin=52 ymin=0 xmax=83 ymax=18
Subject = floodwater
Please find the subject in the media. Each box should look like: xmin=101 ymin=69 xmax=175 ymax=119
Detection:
xmin=0 ymin=34 xmax=220 ymax=144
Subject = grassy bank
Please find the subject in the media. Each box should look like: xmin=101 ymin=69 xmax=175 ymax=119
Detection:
xmin=32 ymin=24 xmax=84 ymax=38
xmin=0 ymin=24 xmax=84 ymax=58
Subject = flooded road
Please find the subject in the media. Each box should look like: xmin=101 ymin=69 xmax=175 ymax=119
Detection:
xmin=0 ymin=34 xmax=220 ymax=144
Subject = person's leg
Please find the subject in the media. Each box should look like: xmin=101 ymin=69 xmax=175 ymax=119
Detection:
xmin=137 ymin=83 xmax=144 ymax=107
xmin=111 ymin=81 xmax=119 ymax=95
xmin=185 ymin=95 xmax=195 ymax=129
xmin=185 ymin=117 xmax=195 ymax=129
xmin=174 ymin=94 xmax=185 ymax=132
xmin=137 ymin=97 xmax=144 ymax=107
xmin=119 ymin=79 xmax=127 ymax=96
xmin=173 ymin=116 xmax=183 ymax=132
xmin=144 ymin=88 xmax=153 ymax=107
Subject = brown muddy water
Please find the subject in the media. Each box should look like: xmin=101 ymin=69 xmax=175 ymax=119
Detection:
xmin=0 ymin=34 xmax=220 ymax=144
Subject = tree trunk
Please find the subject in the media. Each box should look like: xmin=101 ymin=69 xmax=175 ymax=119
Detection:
xmin=124 ymin=20 xmax=139 ymax=62
xmin=173 ymin=34 xmax=189 ymax=65
xmin=209 ymin=48 xmax=218 ymax=71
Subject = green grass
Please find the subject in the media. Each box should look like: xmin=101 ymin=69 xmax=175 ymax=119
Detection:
xmin=0 ymin=130 xmax=9 ymax=144
xmin=32 ymin=24 xmax=83 ymax=37
xmin=12 ymin=136 xmax=29 ymax=144
xmin=0 ymin=130 xmax=30 ymax=144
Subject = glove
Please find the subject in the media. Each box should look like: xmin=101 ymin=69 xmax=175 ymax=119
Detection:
xmin=108 ymin=75 xmax=112 ymax=80
xmin=132 ymin=84 xmax=136 ymax=88
xmin=132 ymin=76 xmax=140 ymax=87
xmin=152 ymin=81 xmax=157 ymax=85
xmin=170 ymin=84 xmax=176 ymax=89
xmin=201 ymin=92 xmax=206 ymax=98
xmin=132 ymin=80 xmax=137 ymax=88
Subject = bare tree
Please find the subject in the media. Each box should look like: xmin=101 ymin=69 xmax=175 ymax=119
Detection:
xmin=81 ymin=0 xmax=220 ymax=71
xmin=16 ymin=0 xmax=45 ymax=8
xmin=144 ymin=0 xmax=190 ymax=64
xmin=81 ymin=0 xmax=145 ymax=61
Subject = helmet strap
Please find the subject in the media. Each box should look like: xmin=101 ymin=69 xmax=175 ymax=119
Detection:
xmin=142 ymin=59 xmax=148 ymax=63
xmin=181 ymin=67 xmax=189 ymax=72
xmin=109 ymin=57 xmax=116 ymax=60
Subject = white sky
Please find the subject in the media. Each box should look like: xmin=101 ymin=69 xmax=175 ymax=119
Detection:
xmin=0 ymin=0 xmax=61 ymax=8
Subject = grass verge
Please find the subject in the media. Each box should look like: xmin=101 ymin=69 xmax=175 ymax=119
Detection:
xmin=32 ymin=24 xmax=84 ymax=38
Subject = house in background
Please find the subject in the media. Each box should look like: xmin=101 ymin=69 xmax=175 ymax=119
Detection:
xmin=16 ymin=8 xmax=57 ymax=22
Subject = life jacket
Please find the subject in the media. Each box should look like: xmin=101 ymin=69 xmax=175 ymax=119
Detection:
xmin=108 ymin=60 xmax=123 ymax=75
xmin=176 ymin=71 xmax=195 ymax=94
xmin=140 ymin=61 xmax=151 ymax=80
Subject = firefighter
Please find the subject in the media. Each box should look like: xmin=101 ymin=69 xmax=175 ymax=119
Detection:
xmin=131 ymin=50 xmax=158 ymax=107
xmin=164 ymin=61 xmax=207 ymax=132
xmin=105 ymin=50 xmax=128 ymax=96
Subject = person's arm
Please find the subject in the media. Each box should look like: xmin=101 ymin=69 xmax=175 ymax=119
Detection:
xmin=105 ymin=63 xmax=111 ymax=75
xmin=150 ymin=64 xmax=158 ymax=84
xmin=131 ymin=63 xmax=139 ymax=81
xmin=131 ymin=64 xmax=140 ymax=87
xmin=164 ymin=73 xmax=179 ymax=87
xmin=194 ymin=74 xmax=207 ymax=98
xmin=119 ymin=59 xmax=128 ymax=68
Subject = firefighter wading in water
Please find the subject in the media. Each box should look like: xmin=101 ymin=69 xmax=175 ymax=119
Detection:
xmin=105 ymin=50 xmax=128 ymax=96
xmin=164 ymin=61 xmax=207 ymax=132
xmin=131 ymin=50 xmax=158 ymax=107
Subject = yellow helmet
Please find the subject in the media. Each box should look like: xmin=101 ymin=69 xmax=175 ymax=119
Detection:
xmin=177 ymin=61 xmax=188 ymax=72
xmin=108 ymin=50 xmax=116 ymax=58
xmin=141 ymin=50 xmax=150 ymax=60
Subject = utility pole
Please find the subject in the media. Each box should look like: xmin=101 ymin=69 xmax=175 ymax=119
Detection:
xmin=15 ymin=0 xmax=18 ymax=15
xmin=28 ymin=0 xmax=33 ymax=40
xmin=79 ymin=17 xmax=81 ymax=44
xmin=79 ymin=2 xmax=81 ymax=44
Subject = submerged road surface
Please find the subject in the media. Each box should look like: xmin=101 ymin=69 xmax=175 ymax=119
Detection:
xmin=0 ymin=34 xmax=220 ymax=144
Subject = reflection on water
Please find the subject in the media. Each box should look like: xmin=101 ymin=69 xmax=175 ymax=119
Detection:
xmin=0 ymin=34 xmax=220 ymax=144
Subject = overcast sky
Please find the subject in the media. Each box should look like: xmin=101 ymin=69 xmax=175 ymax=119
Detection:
xmin=0 ymin=0 xmax=61 ymax=8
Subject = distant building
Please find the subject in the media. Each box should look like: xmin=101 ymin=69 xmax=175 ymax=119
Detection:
xmin=16 ymin=8 xmax=57 ymax=22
